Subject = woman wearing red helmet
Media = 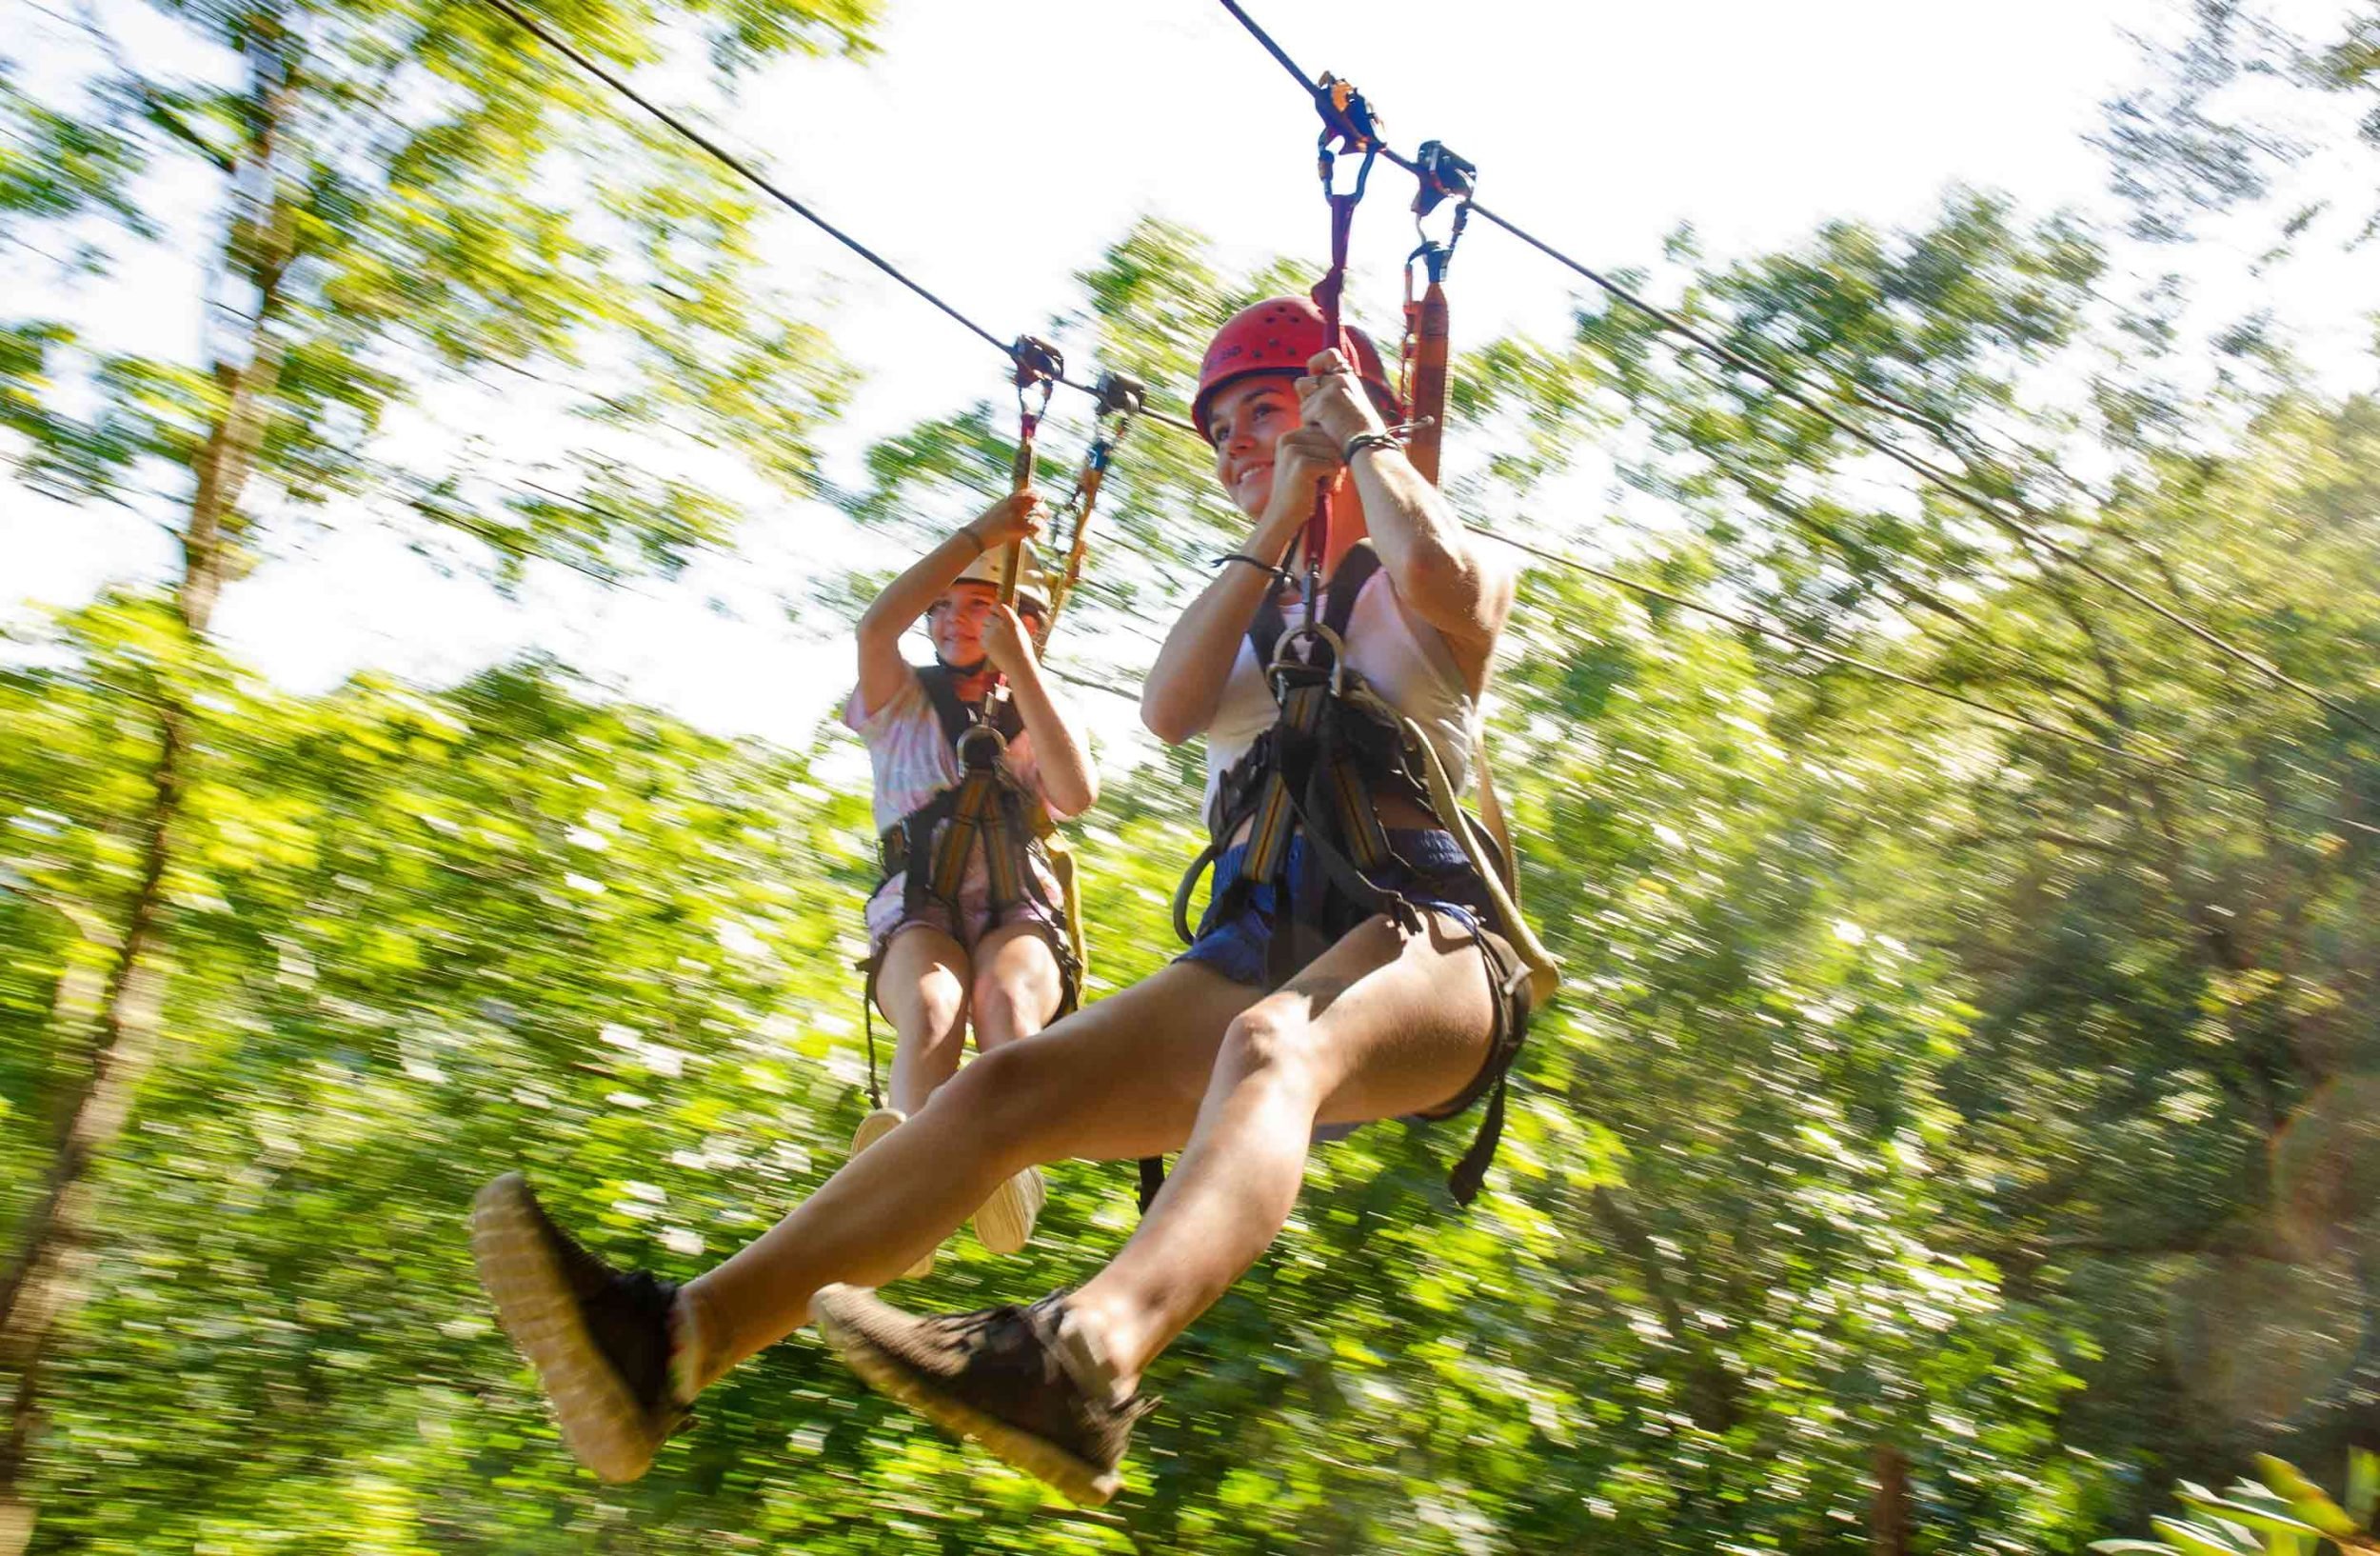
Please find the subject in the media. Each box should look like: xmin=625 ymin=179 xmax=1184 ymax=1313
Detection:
xmin=466 ymin=298 xmax=1538 ymax=1506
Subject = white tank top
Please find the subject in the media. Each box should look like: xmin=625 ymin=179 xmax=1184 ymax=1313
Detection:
xmin=1201 ymin=564 xmax=1479 ymax=820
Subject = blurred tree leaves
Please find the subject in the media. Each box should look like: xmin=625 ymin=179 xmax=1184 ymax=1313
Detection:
xmin=2 ymin=1 xmax=2378 ymax=1550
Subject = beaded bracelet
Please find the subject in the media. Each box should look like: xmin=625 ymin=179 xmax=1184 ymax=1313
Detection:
xmin=1341 ymin=416 xmax=1435 ymax=465
xmin=1211 ymin=552 xmax=1296 ymax=586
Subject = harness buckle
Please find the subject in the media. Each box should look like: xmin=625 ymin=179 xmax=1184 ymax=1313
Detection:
xmin=1269 ymin=621 xmax=1349 ymax=697
xmin=954 ymin=722 xmax=1009 ymax=770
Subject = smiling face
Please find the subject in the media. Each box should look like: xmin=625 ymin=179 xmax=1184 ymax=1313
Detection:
xmin=928 ymin=581 xmax=999 ymax=665
xmin=928 ymin=582 xmax=1043 ymax=668
xmin=1203 ymin=373 xmax=1302 ymax=519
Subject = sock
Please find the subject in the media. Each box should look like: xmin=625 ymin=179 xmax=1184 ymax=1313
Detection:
xmin=1052 ymin=1304 xmax=1131 ymax=1406
xmin=667 ymin=1285 xmax=717 ymax=1406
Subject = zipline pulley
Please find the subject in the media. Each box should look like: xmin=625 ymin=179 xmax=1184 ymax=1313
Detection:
xmin=1036 ymin=369 xmax=1144 ymax=649
xmin=1002 ymin=335 xmax=1064 ymax=607
xmin=1407 ymin=138 xmax=1475 ymax=286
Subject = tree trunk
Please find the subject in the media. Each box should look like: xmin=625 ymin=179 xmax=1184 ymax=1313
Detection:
xmin=0 ymin=23 xmax=296 ymax=1547
xmin=1872 ymin=1443 xmax=1912 ymax=1556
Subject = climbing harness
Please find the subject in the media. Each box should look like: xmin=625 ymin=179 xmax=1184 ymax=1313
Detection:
xmin=1150 ymin=93 xmax=1556 ymax=1208
xmin=855 ymin=340 xmax=1091 ymax=1111
xmin=1159 ymin=541 xmax=1556 ymax=1206
xmin=857 ymin=663 xmax=1085 ymax=1110
xmin=1037 ymin=369 xmax=1144 ymax=650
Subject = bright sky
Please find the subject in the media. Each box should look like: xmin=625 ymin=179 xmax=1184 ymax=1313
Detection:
xmin=8 ymin=0 xmax=2371 ymax=750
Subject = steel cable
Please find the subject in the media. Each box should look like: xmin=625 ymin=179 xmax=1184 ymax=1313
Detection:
xmin=1207 ymin=0 xmax=2380 ymax=743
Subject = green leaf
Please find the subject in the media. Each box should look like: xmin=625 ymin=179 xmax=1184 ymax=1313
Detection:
xmin=2349 ymin=1448 xmax=2379 ymax=1526
xmin=2150 ymin=1518 xmax=2260 ymax=1556
xmin=2176 ymin=1493 xmax=2322 ymax=1538
xmin=2253 ymin=1456 xmax=2361 ymax=1539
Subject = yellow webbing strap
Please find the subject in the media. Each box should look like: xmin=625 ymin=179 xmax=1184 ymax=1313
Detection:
xmin=1326 ymin=750 xmax=1391 ymax=869
xmin=1042 ymin=833 xmax=1089 ymax=978
xmin=1348 ymin=683 xmax=1561 ymax=1009
xmin=1472 ymin=756 xmax=1517 ymax=897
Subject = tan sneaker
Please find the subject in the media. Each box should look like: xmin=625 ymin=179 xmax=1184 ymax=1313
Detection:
xmin=850 ymin=1108 xmax=937 ymax=1281
xmin=468 ymin=1173 xmax=688 ymax=1483
xmin=813 ymin=1285 xmax=1154 ymax=1506
xmin=971 ymin=1165 xmax=1045 ymax=1256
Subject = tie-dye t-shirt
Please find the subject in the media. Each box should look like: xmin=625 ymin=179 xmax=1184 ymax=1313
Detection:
xmin=843 ymin=668 xmax=1079 ymax=835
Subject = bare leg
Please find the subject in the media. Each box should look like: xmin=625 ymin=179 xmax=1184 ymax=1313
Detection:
xmin=967 ymin=918 xmax=1064 ymax=1049
xmin=873 ymin=926 xmax=969 ymax=1117
xmin=678 ymin=960 xmax=1260 ymax=1379
xmin=1064 ymin=912 xmax=1496 ymax=1386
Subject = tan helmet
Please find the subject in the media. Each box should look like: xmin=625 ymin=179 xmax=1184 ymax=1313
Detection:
xmin=944 ymin=549 xmax=1052 ymax=619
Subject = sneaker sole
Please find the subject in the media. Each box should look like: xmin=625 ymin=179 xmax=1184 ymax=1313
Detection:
xmin=972 ymin=1167 xmax=1043 ymax=1256
xmin=813 ymin=1285 xmax=1121 ymax=1507
xmin=469 ymin=1173 xmax=661 ymax=1484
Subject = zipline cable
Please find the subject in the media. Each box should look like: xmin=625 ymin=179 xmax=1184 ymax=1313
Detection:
xmin=473 ymin=0 xmax=1200 ymax=436
xmin=1208 ymin=0 xmax=2380 ymax=744
xmin=1464 ymin=521 xmax=2380 ymax=839
xmin=478 ymin=0 xmax=2373 ymax=817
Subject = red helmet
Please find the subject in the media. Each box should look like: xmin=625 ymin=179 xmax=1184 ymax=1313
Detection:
xmin=1191 ymin=295 xmax=1402 ymax=444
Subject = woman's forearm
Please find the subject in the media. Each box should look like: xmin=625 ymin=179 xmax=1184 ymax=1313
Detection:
xmin=1141 ymin=520 xmax=1300 ymax=744
xmin=1343 ymin=446 xmax=1495 ymax=643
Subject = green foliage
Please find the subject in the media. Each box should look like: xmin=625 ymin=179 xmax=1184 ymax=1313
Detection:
xmin=2093 ymin=1448 xmax=2380 ymax=1555
xmin=1 ymin=0 xmax=875 ymax=579
xmin=5 ymin=4 xmax=2380 ymax=1550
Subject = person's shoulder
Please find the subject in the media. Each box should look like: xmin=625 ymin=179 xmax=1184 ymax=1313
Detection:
xmin=847 ymin=662 xmax=929 ymax=731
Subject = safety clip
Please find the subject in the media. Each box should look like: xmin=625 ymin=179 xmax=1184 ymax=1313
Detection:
xmin=1008 ymin=335 xmax=1062 ymax=443
xmin=954 ymin=721 xmax=1009 ymax=770
xmin=1270 ymin=622 xmax=1350 ymax=697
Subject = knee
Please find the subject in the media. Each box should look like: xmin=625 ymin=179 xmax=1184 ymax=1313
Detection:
xmin=893 ymin=964 xmax=965 ymax=1034
xmin=970 ymin=975 xmax=1053 ymax=1046
xmin=1216 ymin=1002 xmax=1322 ymax=1089
xmin=926 ymin=1036 xmax=1062 ymax=1145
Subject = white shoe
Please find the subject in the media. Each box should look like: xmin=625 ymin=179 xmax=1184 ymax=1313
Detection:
xmin=972 ymin=1165 xmax=1045 ymax=1256
xmin=850 ymin=1108 xmax=937 ymax=1281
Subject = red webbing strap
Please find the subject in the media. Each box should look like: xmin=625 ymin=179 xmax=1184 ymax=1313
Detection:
xmin=1303 ymin=194 xmax=1362 ymax=617
xmin=1305 ymin=74 xmax=1377 ymax=631
xmin=1402 ymin=141 xmax=1474 ymax=487
xmin=1406 ymin=278 xmax=1449 ymax=485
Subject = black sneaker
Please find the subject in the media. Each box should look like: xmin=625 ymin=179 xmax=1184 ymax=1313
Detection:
xmin=469 ymin=1172 xmax=685 ymax=1482
xmin=812 ymin=1284 xmax=1154 ymax=1506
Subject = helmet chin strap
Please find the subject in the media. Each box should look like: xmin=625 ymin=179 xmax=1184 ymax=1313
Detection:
xmin=935 ymin=654 xmax=990 ymax=680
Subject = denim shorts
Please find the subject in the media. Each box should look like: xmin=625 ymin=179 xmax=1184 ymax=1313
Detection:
xmin=1177 ymin=826 xmax=1526 ymax=1136
xmin=1178 ymin=827 xmax=1496 ymax=988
